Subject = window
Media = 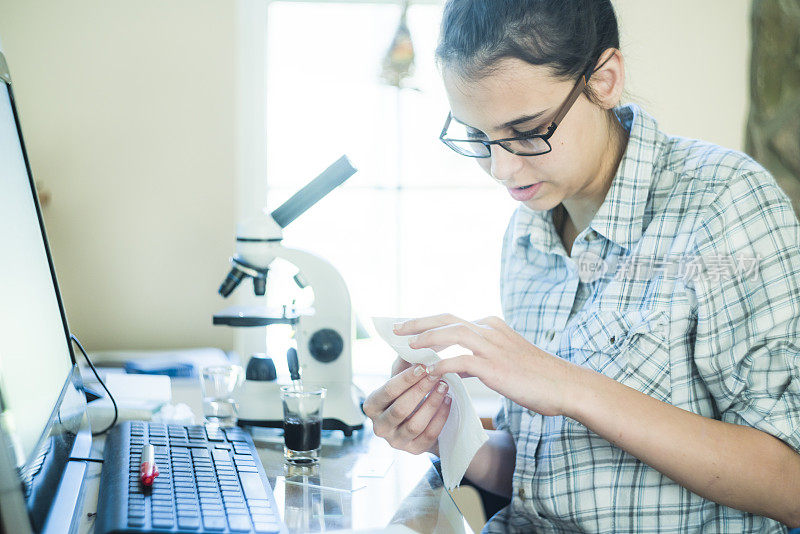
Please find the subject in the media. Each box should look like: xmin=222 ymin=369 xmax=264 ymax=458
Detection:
xmin=263 ymin=1 xmax=515 ymax=375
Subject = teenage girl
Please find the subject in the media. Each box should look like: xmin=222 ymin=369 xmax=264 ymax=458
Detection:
xmin=363 ymin=1 xmax=800 ymax=532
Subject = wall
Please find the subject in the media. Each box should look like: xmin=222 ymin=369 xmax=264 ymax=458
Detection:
xmin=614 ymin=0 xmax=751 ymax=152
xmin=0 ymin=0 xmax=237 ymax=351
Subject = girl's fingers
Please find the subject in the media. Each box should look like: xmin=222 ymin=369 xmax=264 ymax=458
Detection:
xmin=409 ymin=322 xmax=495 ymax=355
xmin=397 ymin=379 xmax=449 ymax=441
xmin=363 ymin=365 xmax=427 ymax=417
xmin=410 ymin=394 xmax=452 ymax=452
xmin=393 ymin=313 xmax=467 ymax=336
xmin=473 ymin=316 xmax=515 ymax=343
xmin=427 ymin=354 xmax=480 ymax=380
xmin=373 ymin=372 xmax=439 ymax=434
xmin=390 ymin=356 xmax=412 ymax=377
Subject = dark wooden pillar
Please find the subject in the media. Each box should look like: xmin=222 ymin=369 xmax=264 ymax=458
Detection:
xmin=745 ymin=0 xmax=800 ymax=218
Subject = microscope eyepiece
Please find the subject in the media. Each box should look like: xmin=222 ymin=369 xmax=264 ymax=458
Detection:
xmin=218 ymin=267 xmax=246 ymax=298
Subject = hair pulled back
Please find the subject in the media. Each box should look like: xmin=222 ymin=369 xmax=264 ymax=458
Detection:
xmin=435 ymin=0 xmax=620 ymax=104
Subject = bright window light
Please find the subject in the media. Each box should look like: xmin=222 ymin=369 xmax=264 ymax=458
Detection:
xmin=264 ymin=1 xmax=515 ymax=375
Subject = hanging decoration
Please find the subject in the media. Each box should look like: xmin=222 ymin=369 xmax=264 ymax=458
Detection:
xmin=380 ymin=0 xmax=416 ymax=89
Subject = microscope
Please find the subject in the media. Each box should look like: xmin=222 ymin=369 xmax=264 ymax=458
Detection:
xmin=213 ymin=156 xmax=365 ymax=436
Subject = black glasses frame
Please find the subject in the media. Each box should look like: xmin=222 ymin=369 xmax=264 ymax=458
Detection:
xmin=439 ymin=55 xmax=611 ymax=158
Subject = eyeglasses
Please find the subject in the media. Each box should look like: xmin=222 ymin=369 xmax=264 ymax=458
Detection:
xmin=439 ymin=56 xmax=608 ymax=158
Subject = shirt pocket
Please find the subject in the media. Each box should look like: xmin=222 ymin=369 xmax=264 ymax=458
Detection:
xmin=568 ymin=308 xmax=672 ymax=403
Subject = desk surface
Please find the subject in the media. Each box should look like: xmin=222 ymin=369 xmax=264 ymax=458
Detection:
xmin=79 ymin=377 xmax=473 ymax=534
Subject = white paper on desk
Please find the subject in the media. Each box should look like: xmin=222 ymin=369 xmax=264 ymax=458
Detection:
xmin=104 ymin=373 xmax=171 ymax=409
xmin=372 ymin=317 xmax=489 ymax=490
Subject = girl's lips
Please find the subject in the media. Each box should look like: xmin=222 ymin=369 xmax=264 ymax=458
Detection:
xmin=508 ymin=181 xmax=543 ymax=201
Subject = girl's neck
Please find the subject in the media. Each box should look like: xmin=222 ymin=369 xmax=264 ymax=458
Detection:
xmin=558 ymin=110 xmax=630 ymax=246
xmin=553 ymin=110 xmax=628 ymax=238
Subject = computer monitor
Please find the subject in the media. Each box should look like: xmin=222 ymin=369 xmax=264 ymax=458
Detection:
xmin=0 ymin=46 xmax=92 ymax=534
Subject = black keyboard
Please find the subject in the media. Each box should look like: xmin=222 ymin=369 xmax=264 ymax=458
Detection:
xmin=95 ymin=421 xmax=287 ymax=534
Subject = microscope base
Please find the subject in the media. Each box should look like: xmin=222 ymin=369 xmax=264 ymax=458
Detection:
xmin=238 ymin=418 xmax=363 ymax=438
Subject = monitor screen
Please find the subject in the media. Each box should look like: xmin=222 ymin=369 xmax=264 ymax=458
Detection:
xmin=0 ymin=80 xmax=74 ymax=467
xmin=0 ymin=51 xmax=92 ymax=534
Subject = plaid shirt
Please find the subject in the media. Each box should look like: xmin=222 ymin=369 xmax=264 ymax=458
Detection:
xmin=486 ymin=103 xmax=800 ymax=533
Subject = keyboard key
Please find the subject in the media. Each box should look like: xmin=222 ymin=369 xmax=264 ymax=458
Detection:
xmin=152 ymin=516 xmax=175 ymax=529
xmin=239 ymin=472 xmax=269 ymax=500
xmin=227 ymin=514 xmax=252 ymax=531
xmin=206 ymin=427 xmax=225 ymax=442
xmin=128 ymin=516 xmax=145 ymax=527
xmin=212 ymin=448 xmax=232 ymax=464
xmin=202 ymin=515 xmax=227 ymax=531
xmin=178 ymin=515 xmax=201 ymax=530
xmin=237 ymin=465 xmax=259 ymax=473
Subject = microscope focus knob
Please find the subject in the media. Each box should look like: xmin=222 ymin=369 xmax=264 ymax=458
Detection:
xmin=308 ymin=328 xmax=343 ymax=363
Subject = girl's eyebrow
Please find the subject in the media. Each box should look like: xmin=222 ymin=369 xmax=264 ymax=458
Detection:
xmin=452 ymin=108 xmax=550 ymax=131
xmin=497 ymin=109 xmax=549 ymax=129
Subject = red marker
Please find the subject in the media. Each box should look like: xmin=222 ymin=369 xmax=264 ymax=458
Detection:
xmin=139 ymin=444 xmax=159 ymax=486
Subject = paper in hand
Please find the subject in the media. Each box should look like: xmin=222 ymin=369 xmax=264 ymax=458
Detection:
xmin=372 ymin=317 xmax=489 ymax=490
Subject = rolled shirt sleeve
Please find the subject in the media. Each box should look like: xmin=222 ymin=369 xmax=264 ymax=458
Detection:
xmin=692 ymin=170 xmax=800 ymax=452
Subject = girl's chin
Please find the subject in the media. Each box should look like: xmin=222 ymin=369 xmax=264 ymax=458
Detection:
xmin=522 ymin=194 xmax=557 ymax=212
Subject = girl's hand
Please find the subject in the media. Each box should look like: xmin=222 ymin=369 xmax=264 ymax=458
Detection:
xmin=396 ymin=313 xmax=578 ymax=417
xmin=362 ymin=362 xmax=451 ymax=455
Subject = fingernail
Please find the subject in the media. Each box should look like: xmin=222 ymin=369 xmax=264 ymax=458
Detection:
xmin=444 ymin=395 xmax=452 ymax=405
xmin=408 ymin=335 xmax=418 ymax=347
xmin=437 ymin=381 xmax=448 ymax=393
xmin=426 ymin=364 xmax=436 ymax=375
xmin=413 ymin=365 xmax=425 ymax=376
xmin=393 ymin=322 xmax=404 ymax=332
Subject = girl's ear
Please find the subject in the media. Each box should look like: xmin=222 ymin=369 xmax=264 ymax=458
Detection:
xmin=589 ymin=48 xmax=625 ymax=110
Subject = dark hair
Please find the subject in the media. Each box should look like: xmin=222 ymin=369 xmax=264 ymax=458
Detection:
xmin=435 ymin=0 xmax=620 ymax=104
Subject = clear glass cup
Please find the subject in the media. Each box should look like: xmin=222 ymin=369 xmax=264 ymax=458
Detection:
xmin=200 ymin=365 xmax=244 ymax=427
xmin=280 ymin=385 xmax=326 ymax=464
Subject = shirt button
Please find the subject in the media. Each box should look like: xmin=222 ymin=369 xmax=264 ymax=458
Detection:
xmin=546 ymin=330 xmax=556 ymax=342
xmin=517 ymin=487 xmax=526 ymax=499
xmin=584 ymin=230 xmax=598 ymax=242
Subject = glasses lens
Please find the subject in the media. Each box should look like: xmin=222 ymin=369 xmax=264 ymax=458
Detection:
xmin=443 ymin=139 xmax=490 ymax=157
xmin=500 ymin=136 xmax=550 ymax=156
xmin=441 ymin=119 xmax=490 ymax=157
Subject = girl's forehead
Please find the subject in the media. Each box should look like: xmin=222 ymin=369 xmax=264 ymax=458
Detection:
xmin=442 ymin=58 xmax=566 ymax=130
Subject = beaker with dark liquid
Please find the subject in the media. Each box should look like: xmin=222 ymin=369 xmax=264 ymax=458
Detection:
xmin=280 ymin=385 xmax=326 ymax=464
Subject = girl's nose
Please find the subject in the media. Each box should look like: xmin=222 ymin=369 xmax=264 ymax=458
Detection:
xmin=489 ymin=144 xmax=525 ymax=184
